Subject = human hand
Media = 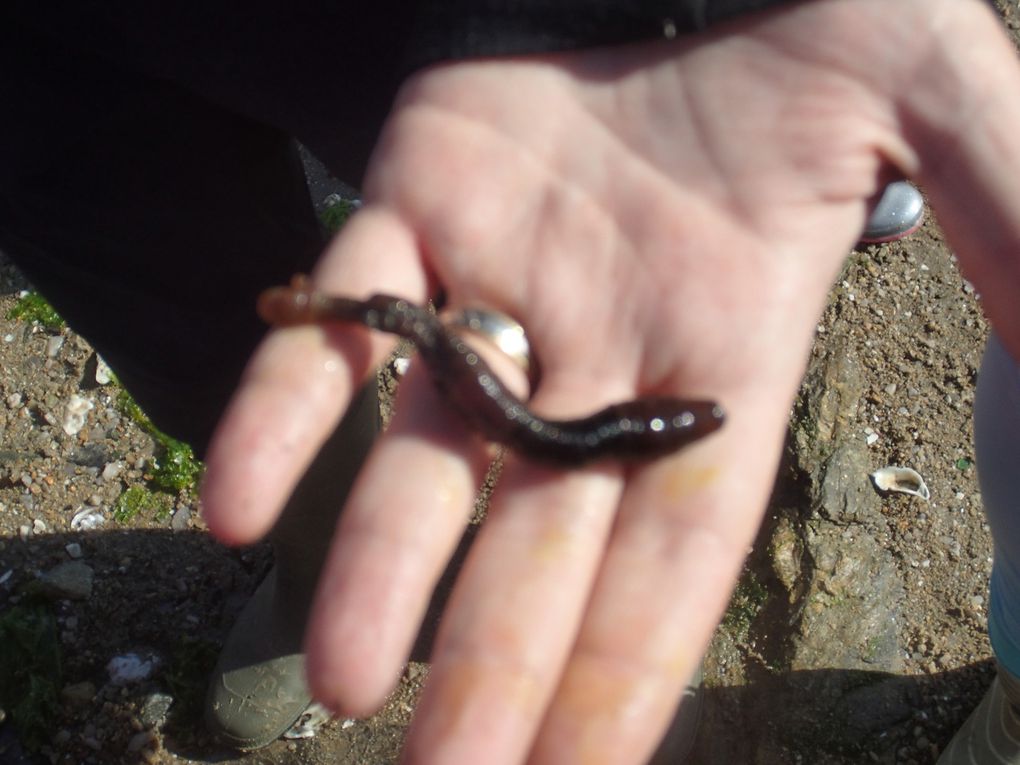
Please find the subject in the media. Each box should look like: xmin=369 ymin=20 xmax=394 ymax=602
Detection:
xmin=201 ymin=1 xmax=1020 ymax=762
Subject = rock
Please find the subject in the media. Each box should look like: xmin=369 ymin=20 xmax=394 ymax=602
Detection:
xmin=45 ymin=334 xmax=64 ymax=358
xmin=101 ymin=461 xmax=124 ymax=481
xmin=38 ymin=561 xmax=94 ymax=600
xmin=170 ymin=506 xmax=191 ymax=531
xmin=94 ymin=354 xmax=114 ymax=385
xmin=70 ymin=507 xmax=105 ymax=531
xmin=106 ymin=652 xmax=159 ymax=685
xmin=61 ymin=394 xmax=94 ymax=436
xmin=127 ymin=730 xmax=157 ymax=754
xmin=61 ymin=680 xmax=96 ymax=707
xmin=139 ymin=692 xmax=174 ymax=728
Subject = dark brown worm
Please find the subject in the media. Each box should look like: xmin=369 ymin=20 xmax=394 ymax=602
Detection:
xmin=257 ymin=277 xmax=724 ymax=466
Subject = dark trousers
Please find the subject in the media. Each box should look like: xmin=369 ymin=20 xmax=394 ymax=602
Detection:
xmin=0 ymin=10 xmax=409 ymax=454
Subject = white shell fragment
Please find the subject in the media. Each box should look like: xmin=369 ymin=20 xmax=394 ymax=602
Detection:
xmin=70 ymin=507 xmax=106 ymax=531
xmin=62 ymin=394 xmax=94 ymax=436
xmin=95 ymin=355 xmax=114 ymax=385
xmin=107 ymin=653 xmax=160 ymax=685
xmin=283 ymin=702 xmax=333 ymax=739
xmin=870 ymin=466 xmax=930 ymax=501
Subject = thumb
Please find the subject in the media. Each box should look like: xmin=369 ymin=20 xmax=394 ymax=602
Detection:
xmin=908 ymin=4 xmax=1020 ymax=356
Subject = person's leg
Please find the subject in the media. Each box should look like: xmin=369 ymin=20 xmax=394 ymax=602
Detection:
xmin=938 ymin=332 xmax=1020 ymax=763
xmin=0 ymin=21 xmax=324 ymax=452
xmin=206 ymin=382 xmax=379 ymax=749
xmin=0 ymin=22 xmax=379 ymax=748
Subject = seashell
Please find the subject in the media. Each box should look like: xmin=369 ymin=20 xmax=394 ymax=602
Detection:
xmin=62 ymin=394 xmax=94 ymax=436
xmin=70 ymin=507 xmax=106 ymax=531
xmin=283 ymin=702 xmax=333 ymax=740
xmin=870 ymin=466 xmax=930 ymax=501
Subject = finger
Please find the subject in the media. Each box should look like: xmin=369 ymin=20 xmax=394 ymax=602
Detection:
xmin=303 ymin=360 xmax=490 ymax=713
xmin=527 ymin=391 xmax=790 ymax=765
xmin=305 ymin=322 xmax=533 ymax=713
xmin=201 ymin=207 xmax=426 ymax=544
xmin=906 ymin=4 xmax=1020 ymax=355
xmin=399 ymin=382 xmax=632 ymax=765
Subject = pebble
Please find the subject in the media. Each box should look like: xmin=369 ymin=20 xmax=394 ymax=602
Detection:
xmin=46 ymin=334 xmax=65 ymax=358
xmin=140 ymin=692 xmax=174 ymax=728
xmin=392 ymin=356 xmax=411 ymax=376
xmin=65 ymin=542 xmax=83 ymax=559
xmin=38 ymin=561 xmax=94 ymax=601
xmin=171 ymin=506 xmax=191 ymax=531
xmin=107 ymin=653 xmax=159 ymax=685
xmin=62 ymin=394 xmax=94 ymax=436
xmin=127 ymin=730 xmax=157 ymax=754
xmin=70 ymin=507 xmax=106 ymax=531
xmin=95 ymin=355 xmax=114 ymax=385
xmin=61 ymin=681 xmax=96 ymax=707
xmin=101 ymin=461 xmax=124 ymax=481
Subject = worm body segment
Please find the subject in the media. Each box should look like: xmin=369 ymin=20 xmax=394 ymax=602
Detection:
xmin=258 ymin=279 xmax=724 ymax=466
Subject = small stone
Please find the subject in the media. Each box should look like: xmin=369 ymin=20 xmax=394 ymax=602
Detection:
xmin=95 ymin=355 xmax=114 ymax=385
xmin=107 ymin=653 xmax=159 ymax=685
xmin=101 ymin=461 xmax=124 ymax=481
xmin=32 ymin=518 xmax=47 ymax=534
xmin=140 ymin=692 xmax=174 ymax=728
xmin=61 ymin=681 xmax=96 ymax=707
xmin=392 ymin=356 xmax=411 ymax=376
xmin=38 ymin=561 xmax=94 ymax=600
xmin=62 ymin=394 xmax=94 ymax=436
xmin=127 ymin=730 xmax=156 ymax=753
xmin=65 ymin=542 xmax=83 ymax=559
xmin=170 ymin=506 xmax=191 ymax=531
xmin=70 ymin=507 xmax=105 ymax=531
xmin=46 ymin=334 xmax=65 ymax=358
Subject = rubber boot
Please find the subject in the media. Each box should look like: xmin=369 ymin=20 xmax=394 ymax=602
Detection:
xmin=937 ymin=663 xmax=1020 ymax=764
xmin=860 ymin=181 xmax=925 ymax=244
xmin=205 ymin=382 xmax=378 ymax=750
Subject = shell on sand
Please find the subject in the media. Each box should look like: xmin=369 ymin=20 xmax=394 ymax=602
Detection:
xmin=870 ymin=466 xmax=930 ymax=501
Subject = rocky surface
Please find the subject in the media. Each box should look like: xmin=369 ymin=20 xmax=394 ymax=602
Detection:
xmin=2 ymin=5 xmax=1020 ymax=763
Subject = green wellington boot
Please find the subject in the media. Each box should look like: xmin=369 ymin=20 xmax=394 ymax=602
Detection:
xmin=205 ymin=383 xmax=378 ymax=750
xmin=938 ymin=663 xmax=1020 ymax=764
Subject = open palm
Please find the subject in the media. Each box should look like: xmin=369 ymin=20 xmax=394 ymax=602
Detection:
xmin=202 ymin=1 xmax=1020 ymax=762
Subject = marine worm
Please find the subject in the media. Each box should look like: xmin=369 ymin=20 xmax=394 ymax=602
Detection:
xmin=257 ymin=277 xmax=724 ymax=466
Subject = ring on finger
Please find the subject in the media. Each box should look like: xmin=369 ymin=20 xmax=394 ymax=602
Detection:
xmin=442 ymin=307 xmax=539 ymax=389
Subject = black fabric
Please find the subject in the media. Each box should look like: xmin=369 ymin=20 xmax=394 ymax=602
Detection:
xmin=406 ymin=0 xmax=804 ymax=68
xmin=0 ymin=22 xmax=325 ymax=453
xmin=0 ymin=0 xmax=850 ymax=452
xmin=3 ymin=4 xmax=414 ymax=186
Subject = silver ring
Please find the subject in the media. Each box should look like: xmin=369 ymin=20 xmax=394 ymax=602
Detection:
xmin=443 ymin=307 xmax=534 ymax=381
